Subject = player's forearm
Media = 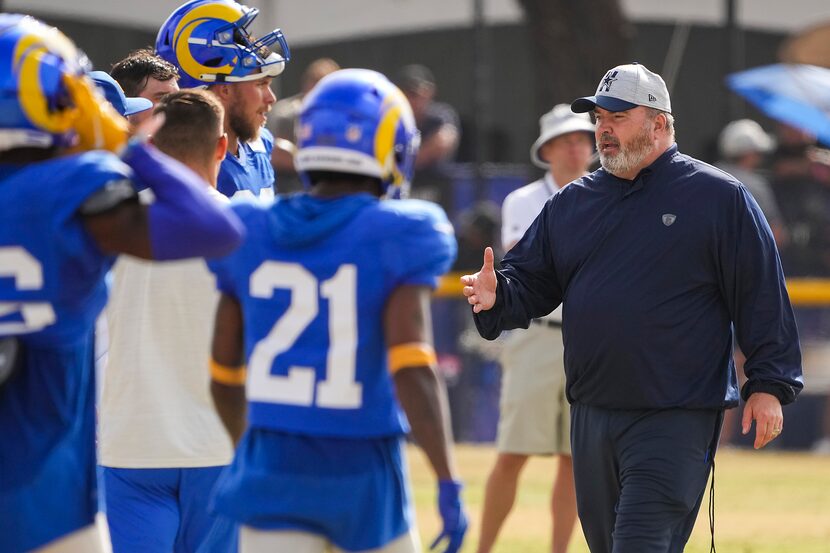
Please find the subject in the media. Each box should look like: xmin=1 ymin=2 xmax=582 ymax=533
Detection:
xmin=394 ymin=366 xmax=457 ymax=480
xmin=211 ymin=381 xmax=247 ymax=446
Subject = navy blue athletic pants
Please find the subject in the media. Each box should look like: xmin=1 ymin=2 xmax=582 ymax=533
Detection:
xmin=571 ymin=404 xmax=722 ymax=553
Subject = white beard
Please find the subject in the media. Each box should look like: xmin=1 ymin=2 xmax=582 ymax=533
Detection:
xmin=599 ymin=123 xmax=654 ymax=177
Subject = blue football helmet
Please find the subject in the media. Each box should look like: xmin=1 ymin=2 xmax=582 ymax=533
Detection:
xmin=295 ymin=69 xmax=420 ymax=198
xmin=0 ymin=13 xmax=128 ymax=152
xmin=155 ymin=0 xmax=290 ymax=89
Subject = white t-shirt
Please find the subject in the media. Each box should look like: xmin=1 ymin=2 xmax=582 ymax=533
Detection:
xmin=98 ymin=187 xmax=234 ymax=468
xmin=501 ymin=173 xmax=563 ymax=323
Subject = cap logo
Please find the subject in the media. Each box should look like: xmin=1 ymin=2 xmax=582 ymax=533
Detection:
xmin=662 ymin=213 xmax=677 ymax=226
xmin=599 ymin=70 xmax=618 ymax=92
xmin=648 ymin=93 xmax=657 ymax=102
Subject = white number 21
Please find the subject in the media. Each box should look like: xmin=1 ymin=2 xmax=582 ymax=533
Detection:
xmin=247 ymin=261 xmax=362 ymax=409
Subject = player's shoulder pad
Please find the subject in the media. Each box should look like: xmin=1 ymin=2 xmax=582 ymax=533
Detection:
xmin=53 ymin=151 xmax=135 ymax=211
xmin=64 ymin=150 xmax=132 ymax=182
xmin=375 ymin=199 xmax=458 ymax=283
xmin=376 ymin=198 xmax=455 ymax=236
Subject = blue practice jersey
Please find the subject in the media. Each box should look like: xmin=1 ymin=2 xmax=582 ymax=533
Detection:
xmin=0 ymin=152 xmax=127 ymax=345
xmin=217 ymin=128 xmax=275 ymax=201
xmin=209 ymin=193 xmax=456 ymax=438
xmin=0 ymin=152 xmax=129 ymax=549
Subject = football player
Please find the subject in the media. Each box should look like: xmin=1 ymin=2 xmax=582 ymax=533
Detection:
xmin=207 ymin=69 xmax=468 ymax=553
xmin=0 ymin=14 xmax=243 ymax=553
xmin=156 ymin=0 xmax=290 ymax=201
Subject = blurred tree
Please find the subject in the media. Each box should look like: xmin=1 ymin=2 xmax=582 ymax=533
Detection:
xmin=517 ymin=0 xmax=633 ymax=116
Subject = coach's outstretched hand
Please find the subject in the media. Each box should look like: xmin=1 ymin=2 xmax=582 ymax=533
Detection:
xmin=430 ymin=479 xmax=468 ymax=553
xmin=461 ymin=247 xmax=497 ymax=313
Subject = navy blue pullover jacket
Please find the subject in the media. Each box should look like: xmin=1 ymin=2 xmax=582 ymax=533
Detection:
xmin=474 ymin=145 xmax=803 ymax=410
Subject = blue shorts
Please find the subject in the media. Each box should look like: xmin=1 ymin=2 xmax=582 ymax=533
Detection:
xmin=212 ymin=429 xmax=413 ymax=552
xmin=102 ymin=466 xmax=237 ymax=553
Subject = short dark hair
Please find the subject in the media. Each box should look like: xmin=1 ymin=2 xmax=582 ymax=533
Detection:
xmin=396 ymin=64 xmax=436 ymax=95
xmin=152 ymin=89 xmax=224 ymax=166
xmin=111 ymin=49 xmax=178 ymax=96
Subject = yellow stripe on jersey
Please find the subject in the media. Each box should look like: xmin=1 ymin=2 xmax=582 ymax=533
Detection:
xmin=210 ymin=358 xmax=247 ymax=386
xmin=388 ymin=342 xmax=437 ymax=374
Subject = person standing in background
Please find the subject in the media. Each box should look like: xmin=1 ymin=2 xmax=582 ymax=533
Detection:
xmin=396 ymin=64 xmax=461 ymax=210
xmin=397 ymin=64 xmax=460 ymax=172
xmin=477 ymin=104 xmax=593 ymax=553
xmin=269 ymin=57 xmax=340 ymax=190
xmin=716 ymin=119 xmax=788 ymax=246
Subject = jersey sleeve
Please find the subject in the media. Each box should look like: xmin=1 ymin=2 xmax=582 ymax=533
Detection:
xmin=206 ymin=252 xmax=236 ymax=296
xmin=382 ymin=200 xmax=458 ymax=288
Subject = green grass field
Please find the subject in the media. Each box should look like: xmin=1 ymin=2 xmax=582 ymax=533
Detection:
xmin=408 ymin=444 xmax=830 ymax=553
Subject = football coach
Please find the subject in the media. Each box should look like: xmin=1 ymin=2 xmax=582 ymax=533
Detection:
xmin=461 ymin=62 xmax=803 ymax=553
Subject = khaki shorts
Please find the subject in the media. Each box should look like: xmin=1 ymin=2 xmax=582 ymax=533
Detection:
xmin=497 ymin=323 xmax=570 ymax=456
xmin=240 ymin=526 xmax=420 ymax=553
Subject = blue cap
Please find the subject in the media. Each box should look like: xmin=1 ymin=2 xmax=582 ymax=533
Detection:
xmin=571 ymin=95 xmax=638 ymax=113
xmin=89 ymin=71 xmax=153 ymax=117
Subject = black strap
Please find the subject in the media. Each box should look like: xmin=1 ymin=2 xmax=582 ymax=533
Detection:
xmin=706 ymin=410 xmax=724 ymax=553
xmin=708 ymin=458 xmax=716 ymax=553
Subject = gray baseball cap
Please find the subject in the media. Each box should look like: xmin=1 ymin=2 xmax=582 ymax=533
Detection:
xmin=571 ymin=63 xmax=671 ymax=114
xmin=718 ymin=119 xmax=775 ymax=158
